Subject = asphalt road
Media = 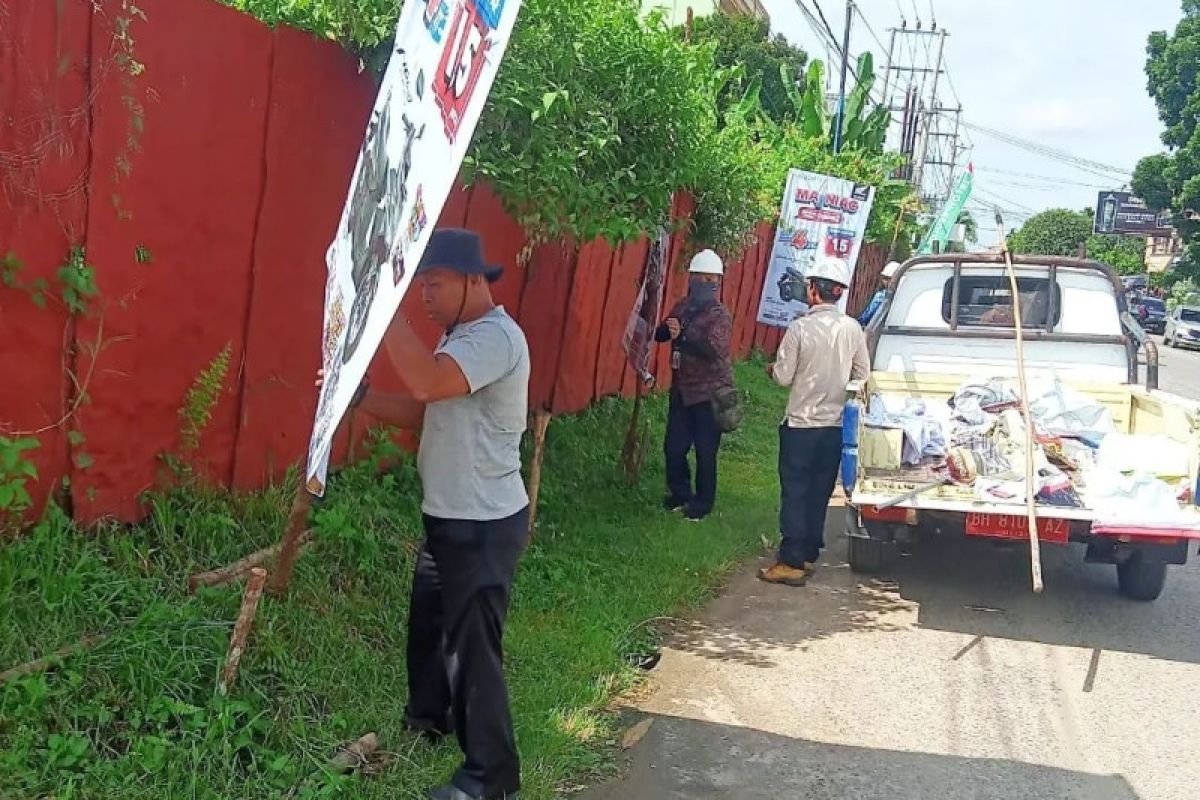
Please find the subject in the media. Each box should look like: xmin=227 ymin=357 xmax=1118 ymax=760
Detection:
xmin=585 ymin=351 xmax=1200 ymax=800
xmin=1153 ymin=335 xmax=1200 ymax=398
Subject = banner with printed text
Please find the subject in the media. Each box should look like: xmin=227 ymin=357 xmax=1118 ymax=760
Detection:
xmin=756 ymin=169 xmax=875 ymax=328
xmin=622 ymin=228 xmax=670 ymax=384
xmin=305 ymin=0 xmax=524 ymax=495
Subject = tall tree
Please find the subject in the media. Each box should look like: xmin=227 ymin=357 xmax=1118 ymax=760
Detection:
xmin=1134 ymin=1 xmax=1200 ymax=274
xmin=1008 ymin=209 xmax=1093 ymax=256
xmin=689 ymin=14 xmax=807 ymax=126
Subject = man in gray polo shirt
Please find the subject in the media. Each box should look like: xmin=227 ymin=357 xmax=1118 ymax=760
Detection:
xmin=349 ymin=229 xmax=529 ymax=800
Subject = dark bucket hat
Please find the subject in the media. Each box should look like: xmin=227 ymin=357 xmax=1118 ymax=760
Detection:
xmin=415 ymin=228 xmax=503 ymax=283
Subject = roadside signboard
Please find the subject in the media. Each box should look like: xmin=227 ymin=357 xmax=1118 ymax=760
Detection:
xmin=305 ymin=0 xmax=524 ymax=495
xmin=756 ymin=169 xmax=876 ymax=328
xmin=1094 ymin=191 xmax=1173 ymax=236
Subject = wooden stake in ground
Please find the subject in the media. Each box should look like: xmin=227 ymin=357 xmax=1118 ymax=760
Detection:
xmin=0 ymin=635 xmax=106 ymax=684
xmin=995 ymin=210 xmax=1045 ymax=594
xmin=326 ymin=732 xmax=380 ymax=775
xmin=269 ymin=489 xmax=313 ymax=596
xmin=621 ymin=376 xmax=648 ymax=485
xmin=218 ymin=567 xmax=268 ymax=696
xmin=188 ymin=531 xmax=313 ymax=593
xmin=526 ymin=409 xmax=552 ymax=538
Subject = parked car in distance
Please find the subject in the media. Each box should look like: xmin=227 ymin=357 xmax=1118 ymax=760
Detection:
xmin=1164 ymin=305 xmax=1200 ymax=349
xmin=1133 ymin=295 xmax=1167 ymax=334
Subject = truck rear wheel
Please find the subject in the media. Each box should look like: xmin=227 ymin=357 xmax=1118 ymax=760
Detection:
xmin=1116 ymin=554 xmax=1167 ymax=601
xmin=848 ymin=536 xmax=886 ymax=575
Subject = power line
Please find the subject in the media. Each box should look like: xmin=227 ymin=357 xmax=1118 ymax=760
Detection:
xmin=852 ymin=3 xmax=889 ymax=56
xmin=973 ymin=185 xmax=1039 ymax=214
xmin=974 ymin=166 xmax=1119 ymax=190
xmin=963 ymin=121 xmax=1133 ymax=179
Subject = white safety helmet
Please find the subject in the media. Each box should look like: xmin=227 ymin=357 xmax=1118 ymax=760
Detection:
xmin=881 ymin=260 xmax=901 ymax=279
xmin=807 ymin=257 xmax=852 ymax=287
xmin=688 ymin=249 xmax=724 ymax=276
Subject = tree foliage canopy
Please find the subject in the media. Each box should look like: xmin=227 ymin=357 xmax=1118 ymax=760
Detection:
xmin=1133 ymin=1 xmax=1200 ymax=275
xmin=1008 ymin=208 xmax=1145 ymax=274
xmin=224 ymin=0 xmax=918 ymax=254
xmin=689 ymin=14 xmax=807 ymax=126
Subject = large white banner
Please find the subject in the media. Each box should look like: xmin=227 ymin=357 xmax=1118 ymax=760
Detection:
xmin=756 ymin=169 xmax=876 ymax=328
xmin=305 ymin=0 xmax=523 ymax=495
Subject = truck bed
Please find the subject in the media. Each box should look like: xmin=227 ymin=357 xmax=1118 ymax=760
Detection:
xmin=851 ymin=372 xmax=1200 ymax=527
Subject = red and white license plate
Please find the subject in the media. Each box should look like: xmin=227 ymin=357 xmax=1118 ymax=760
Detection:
xmin=965 ymin=513 xmax=1071 ymax=544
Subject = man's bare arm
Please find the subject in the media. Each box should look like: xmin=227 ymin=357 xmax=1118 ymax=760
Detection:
xmin=358 ymin=391 xmax=426 ymax=431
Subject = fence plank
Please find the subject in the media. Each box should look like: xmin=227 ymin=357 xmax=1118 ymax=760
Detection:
xmin=553 ymin=239 xmax=615 ymax=415
xmin=233 ymin=26 xmax=375 ymax=489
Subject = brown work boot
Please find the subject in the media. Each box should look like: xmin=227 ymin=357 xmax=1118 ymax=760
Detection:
xmin=804 ymin=561 xmax=818 ymax=574
xmin=757 ymin=561 xmax=810 ymax=586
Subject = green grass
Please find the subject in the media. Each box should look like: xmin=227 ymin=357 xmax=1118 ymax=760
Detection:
xmin=0 ymin=360 xmax=781 ymax=799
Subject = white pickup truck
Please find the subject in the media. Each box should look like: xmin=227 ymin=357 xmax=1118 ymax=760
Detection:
xmin=844 ymin=254 xmax=1200 ymax=601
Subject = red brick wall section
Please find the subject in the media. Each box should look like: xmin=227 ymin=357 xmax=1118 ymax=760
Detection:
xmin=72 ymin=0 xmax=273 ymax=523
xmin=0 ymin=0 xmax=91 ymax=517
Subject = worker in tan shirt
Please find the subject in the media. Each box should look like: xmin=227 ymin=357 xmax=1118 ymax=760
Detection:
xmin=760 ymin=257 xmax=870 ymax=587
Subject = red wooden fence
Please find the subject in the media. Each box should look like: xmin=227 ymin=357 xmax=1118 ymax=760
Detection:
xmin=0 ymin=0 xmax=885 ymax=524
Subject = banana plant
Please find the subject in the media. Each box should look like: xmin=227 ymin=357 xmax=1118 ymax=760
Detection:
xmin=779 ymin=54 xmax=889 ymax=154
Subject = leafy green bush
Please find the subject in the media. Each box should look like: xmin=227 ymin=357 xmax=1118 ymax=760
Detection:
xmin=225 ymin=0 xmax=918 ymax=256
xmin=220 ymin=0 xmax=400 ymax=51
xmin=467 ymin=0 xmax=721 ymax=244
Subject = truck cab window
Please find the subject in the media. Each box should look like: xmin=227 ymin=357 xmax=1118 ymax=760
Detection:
xmin=942 ymin=275 xmax=1061 ymax=328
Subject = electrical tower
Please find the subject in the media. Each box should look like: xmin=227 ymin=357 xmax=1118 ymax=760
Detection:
xmin=881 ymin=22 xmax=964 ymax=207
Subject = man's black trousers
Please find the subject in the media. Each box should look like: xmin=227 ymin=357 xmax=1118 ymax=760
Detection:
xmin=778 ymin=425 xmax=841 ymax=568
xmin=405 ymin=507 xmax=529 ymax=799
xmin=664 ymin=390 xmax=723 ymax=515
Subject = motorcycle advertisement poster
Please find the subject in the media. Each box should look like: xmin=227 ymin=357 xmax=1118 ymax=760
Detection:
xmin=305 ymin=0 xmax=524 ymax=495
xmin=755 ymin=168 xmax=875 ymax=328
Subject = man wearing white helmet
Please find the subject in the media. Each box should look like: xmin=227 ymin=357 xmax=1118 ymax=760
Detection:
xmin=760 ymin=256 xmax=870 ymax=586
xmin=654 ymin=248 xmax=735 ymax=521
xmin=856 ymin=260 xmax=900 ymax=326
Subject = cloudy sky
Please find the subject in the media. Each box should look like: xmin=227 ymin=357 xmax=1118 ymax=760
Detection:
xmin=759 ymin=0 xmax=1184 ymax=245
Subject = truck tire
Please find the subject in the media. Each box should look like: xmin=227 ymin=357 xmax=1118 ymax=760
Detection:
xmin=849 ymin=536 xmax=885 ymax=575
xmin=1116 ymin=555 xmax=1168 ymax=601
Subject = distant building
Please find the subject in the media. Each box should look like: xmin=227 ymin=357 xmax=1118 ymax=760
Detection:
xmin=641 ymin=0 xmax=768 ymax=27
xmin=1146 ymin=232 xmax=1183 ymax=274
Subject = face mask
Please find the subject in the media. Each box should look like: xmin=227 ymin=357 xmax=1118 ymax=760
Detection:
xmin=689 ymin=278 xmax=718 ymax=302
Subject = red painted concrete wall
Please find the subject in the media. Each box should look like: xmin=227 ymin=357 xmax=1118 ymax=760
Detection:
xmin=1 ymin=0 xmax=885 ymax=523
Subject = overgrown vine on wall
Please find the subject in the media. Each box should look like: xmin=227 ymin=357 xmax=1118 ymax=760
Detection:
xmin=0 ymin=1 xmax=149 ymax=522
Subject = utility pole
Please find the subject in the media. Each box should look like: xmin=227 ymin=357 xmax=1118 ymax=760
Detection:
xmin=883 ymin=24 xmax=954 ymax=199
xmin=912 ymin=27 xmax=948 ymax=200
xmin=832 ymin=0 xmax=854 ymax=153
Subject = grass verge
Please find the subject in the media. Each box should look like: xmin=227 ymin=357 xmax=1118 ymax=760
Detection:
xmin=0 ymin=360 xmax=780 ymax=799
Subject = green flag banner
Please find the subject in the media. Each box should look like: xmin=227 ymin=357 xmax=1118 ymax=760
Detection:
xmin=918 ymin=166 xmax=973 ymax=254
